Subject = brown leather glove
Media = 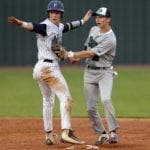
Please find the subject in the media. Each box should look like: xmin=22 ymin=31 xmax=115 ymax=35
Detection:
xmin=51 ymin=38 xmax=67 ymax=59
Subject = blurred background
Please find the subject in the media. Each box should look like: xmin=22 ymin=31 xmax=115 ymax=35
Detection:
xmin=0 ymin=0 xmax=150 ymax=66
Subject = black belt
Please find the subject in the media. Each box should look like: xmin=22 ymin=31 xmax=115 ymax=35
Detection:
xmin=87 ymin=65 xmax=109 ymax=70
xmin=43 ymin=59 xmax=53 ymax=63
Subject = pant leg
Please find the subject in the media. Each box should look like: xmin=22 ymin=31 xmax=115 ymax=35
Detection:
xmin=38 ymin=80 xmax=55 ymax=132
xmin=54 ymin=73 xmax=72 ymax=130
xmin=84 ymin=82 xmax=106 ymax=134
xmin=40 ymin=67 xmax=72 ymax=130
xmin=99 ymin=70 xmax=119 ymax=131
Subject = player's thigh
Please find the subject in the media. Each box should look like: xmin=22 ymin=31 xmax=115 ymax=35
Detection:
xmin=84 ymin=82 xmax=99 ymax=109
xmin=41 ymin=67 xmax=69 ymax=94
xmin=99 ymin=71 xmax=113 ymax=100
xmin=38 ymin=80 xmax=54 ymax=101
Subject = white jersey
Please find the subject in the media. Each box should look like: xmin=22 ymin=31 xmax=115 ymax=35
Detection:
xmin=84 ymin=26 xmax=116 ymax=67
xmin=36 ymin=19 xmax=64 ymax=61
xmin=32 ymin=17 xmax=87 ymax=134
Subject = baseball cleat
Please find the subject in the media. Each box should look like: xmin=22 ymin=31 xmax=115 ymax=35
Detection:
xmin=109 ymin=132 xmax=118 ymax=143
xmin=60 ymin=129 xmax=85 ymax=144
xmin=95 ymin=133 xmax=109 ymax=145
xmin=45 ymin=131 xmax=58 ymax=145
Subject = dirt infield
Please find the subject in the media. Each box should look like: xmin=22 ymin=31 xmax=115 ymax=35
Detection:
xmin=0 ymin=118 xmax=149 ymax=150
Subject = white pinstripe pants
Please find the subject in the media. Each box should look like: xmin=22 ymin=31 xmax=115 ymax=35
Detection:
xmin=33 ymin=60 xmax=72 ymax=132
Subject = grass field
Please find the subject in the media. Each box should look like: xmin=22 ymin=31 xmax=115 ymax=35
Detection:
xmin=0 ymin=65 xmax=150 ymax=118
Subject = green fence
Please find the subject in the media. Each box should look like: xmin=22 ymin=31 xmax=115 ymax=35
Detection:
xmin=1 ymin=0 xmax=150 ymax=66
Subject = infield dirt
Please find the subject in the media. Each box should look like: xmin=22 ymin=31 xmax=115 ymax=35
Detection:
xmin=0 ymin=118 xmax=149 ymax=150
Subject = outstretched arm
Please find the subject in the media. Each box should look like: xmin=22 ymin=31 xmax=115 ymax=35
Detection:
xmin=63 ymin=10 xmax=92 ymax=32
xmin=53 ymin=48 xmax=95 ymax=60
xmin=8 ymin=16 xmax=33 ymax=31
xmin=82 ymin=9 xmax=92 ymax=24
xmin=67 ymin=50 xmax=95 ymax=60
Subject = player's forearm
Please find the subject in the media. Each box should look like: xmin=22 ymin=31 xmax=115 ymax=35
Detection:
xmin=64 ymin=10 xmax=92 ymax=31
xmin=67 ymin=50 xmax=95 ymax=59
xmin=65 ymin=20 xmax=84 ymax=31
xmin=8 ymin=16 xmax=33 ymax=31
xmin=21 ymin=22 xmax=33 ymax=30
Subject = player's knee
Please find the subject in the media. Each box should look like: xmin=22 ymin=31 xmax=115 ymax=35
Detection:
xmin=43 ymin=98 xmax=53 ymax=107
xmin=87 ymin=107 xmax=99 ymax=118
xmin=102 ymin=99 xmax=111 ymax=107
xmin=65 ymin=98 xmax=73 ymax=113
xmin=43 ymin=100 xmax=49 ymax=105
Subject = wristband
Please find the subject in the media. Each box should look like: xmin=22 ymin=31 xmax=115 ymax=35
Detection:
xmin=81 ymin=19 xmax=84 ymax=25
xmin=22 ymin=22 xmax=28 ymax=27
xmin=68 ymin=51 xmax=74 ymax=58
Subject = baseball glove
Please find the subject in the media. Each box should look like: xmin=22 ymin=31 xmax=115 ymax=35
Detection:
xmin=51 ymin=38 xmax=67 ymax=59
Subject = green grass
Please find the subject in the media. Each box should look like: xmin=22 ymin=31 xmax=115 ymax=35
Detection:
xmin=112 ymin=69 xmax=150 ymax=118
xmin=0 ymin=69 xmax=42 ymax=117
xmin=0 ymin=66 xmax=150 ymax=118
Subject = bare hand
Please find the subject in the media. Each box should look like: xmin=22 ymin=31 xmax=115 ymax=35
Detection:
xmin=8 ymin=16 xmax=22 ymax=26
xmin=82 ymin=9 xmax=92 ymax=24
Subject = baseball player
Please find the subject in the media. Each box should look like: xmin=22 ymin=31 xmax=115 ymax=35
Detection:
xmin=59 ymin=7 xmax=120 ymax=145
xmin=8 ymin=0 xmax=92 ymax=145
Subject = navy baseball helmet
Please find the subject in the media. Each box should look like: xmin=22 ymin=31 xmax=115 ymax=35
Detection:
xmin=47 ymin=0 xmax=64 ymax=12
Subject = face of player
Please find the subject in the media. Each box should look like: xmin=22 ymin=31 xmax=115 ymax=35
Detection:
xmin=49 ymin=10 xmax=62 ymax=26
xmin=95 ymin=16 xmax=110 ymax=30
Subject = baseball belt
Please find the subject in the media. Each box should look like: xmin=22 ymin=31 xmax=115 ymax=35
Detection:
xmin=87 ymin=65 xmax=110 ymax=70
xmin=43 ymin=59 xmax=53 ymax=63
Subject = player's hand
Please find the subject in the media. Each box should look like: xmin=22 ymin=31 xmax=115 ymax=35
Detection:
xmin=8 ymin=16 xmax=23 ymax=26
xmin=82 ymin=9 xmax=92 ymax=24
